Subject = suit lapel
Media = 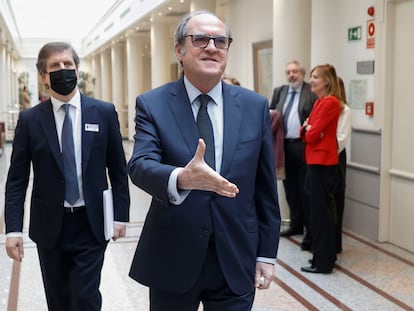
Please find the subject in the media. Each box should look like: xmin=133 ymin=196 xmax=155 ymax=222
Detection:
xmin=80 ymin=95 xmax=97 ymax=173
xmin=39 ymin=100 xmax=64 ymax=173
xmin=167 ymin=80 xmax=243 ymax=174
xmin=168 ymin=80 xmax=200 ymax=156
xmin=280 ymin=86 xmax=289 ymax=109
xmin=221 ymin=84 xmax=242 ymax=175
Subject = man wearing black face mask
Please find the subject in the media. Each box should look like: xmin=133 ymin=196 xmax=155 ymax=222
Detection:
xmin=4 ymin=42 xmax=130 ymax=310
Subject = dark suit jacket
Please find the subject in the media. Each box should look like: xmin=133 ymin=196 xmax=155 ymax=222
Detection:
xmin=128 ymin=79 xmax=281 ymax=295
xmin=269 ymin=82 xmax=317 ymax=125
xmin=5 ymin=94 xmax=130 ymax=248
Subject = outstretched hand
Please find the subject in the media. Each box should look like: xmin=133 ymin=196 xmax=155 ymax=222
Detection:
xmin=177 ymin=139 xmax=239 ymax=197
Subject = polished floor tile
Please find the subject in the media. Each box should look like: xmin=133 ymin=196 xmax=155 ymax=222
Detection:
xmin=1 ymin=142 xmax=414 ymax=310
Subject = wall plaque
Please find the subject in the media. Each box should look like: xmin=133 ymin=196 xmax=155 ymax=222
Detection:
xmin=357 ymin=60 xmax=375 ymax=74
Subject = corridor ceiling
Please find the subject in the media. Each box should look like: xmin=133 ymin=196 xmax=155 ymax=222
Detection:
xmin=9 ymin=0 xmax=118 ymax=41
xmin=5 ymin=0 xmax=227 ymax=57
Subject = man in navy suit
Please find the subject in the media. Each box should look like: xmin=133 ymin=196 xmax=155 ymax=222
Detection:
xmin=270 ymin=60 xmax=317 ymax=250
xmin=128 ymin=11 xmax=281 ymax=310
xmin=5 ymin=42 xmax=130 ymax=310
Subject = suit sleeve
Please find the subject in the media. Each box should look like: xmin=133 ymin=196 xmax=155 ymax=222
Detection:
xmin=128 ymin=95 xmax=176 ymax=206
xmin=269 ymin=87 xmax=281 ymax=110
xmin=106 ymin=105 xmax=130 ymax=222
xmin=255 ymin=100 xmax=282 ymax=258
xmin=5 ymin=111 xmax=31 ymax=233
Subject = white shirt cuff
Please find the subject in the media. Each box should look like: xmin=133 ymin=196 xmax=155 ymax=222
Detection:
xmin=257 ymin=257 xmax=276 ymax=265
xmin=6 ymin=232 xmax=23 ymax=238
xmin=167 ymin=167 xmax=190 ymax=205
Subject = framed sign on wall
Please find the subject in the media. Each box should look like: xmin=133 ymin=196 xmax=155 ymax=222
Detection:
xmin=252 ymin=40 xmax=273 ymax=100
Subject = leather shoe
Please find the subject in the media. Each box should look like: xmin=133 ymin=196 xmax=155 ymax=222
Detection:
xmin=280 ymin=228 xmax=303 ymax=237
xmin=301 ymin=266 xmax=332 ymax=274
xmin=300 ymin=241 xmax=312 ymax=251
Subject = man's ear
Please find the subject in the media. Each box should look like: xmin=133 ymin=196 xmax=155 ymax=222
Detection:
xmin=175 ymin=43 xmax=184 ymax=61
xmin=40 ymin=72 xmax=48 ymax=84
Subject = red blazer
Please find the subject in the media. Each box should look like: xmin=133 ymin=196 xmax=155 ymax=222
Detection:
xmin=300 ymin=95 xmax=340 ymax=165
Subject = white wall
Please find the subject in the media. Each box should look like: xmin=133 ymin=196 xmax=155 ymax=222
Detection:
xmin=224 ymin=0 xmax=378 ymax=129
xmin=311 ymin=0 xmax=376 ymax=130
xmin=224 ymin=0 xmax=273 ymax=90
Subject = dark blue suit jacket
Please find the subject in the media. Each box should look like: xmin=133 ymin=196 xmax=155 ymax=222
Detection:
xmin=128 ymin=79 xmax=280 ymax=295
xmin=5 ymin=94 xmax=130 ymax=248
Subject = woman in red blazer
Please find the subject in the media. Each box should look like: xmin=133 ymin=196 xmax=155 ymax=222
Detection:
xmin=299 ymin=64 xmax=341 ymax=274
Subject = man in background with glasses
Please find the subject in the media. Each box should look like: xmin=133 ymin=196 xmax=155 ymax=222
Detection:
xmin=128 ymin=10 xmax=281 ymax=310
xmin=270 ymin=60 xmax=317 ymax=251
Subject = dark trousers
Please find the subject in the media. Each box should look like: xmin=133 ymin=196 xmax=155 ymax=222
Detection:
xmin=283 ymin=140 xmax=310 ymax=236
xmin=149 ymin=238 xmax=255 ymax=311
xmin=307 ymin=165 xmax=337 ymax=271
xmin=37 ymin=209 xmax=106 ymax=311
xmin=334 ymin=149 xmax=347 ymax=253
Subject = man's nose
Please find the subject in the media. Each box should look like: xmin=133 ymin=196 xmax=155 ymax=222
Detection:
xmin=205 ymin=38 xmax=217 ymax=49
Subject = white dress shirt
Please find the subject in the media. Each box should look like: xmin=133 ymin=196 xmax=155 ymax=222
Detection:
xmin=51 ymin=91 xmax=85 ymax=207
xmin=337 ymin=104 xmax=352 ymax=153
xmin=168 ymin=78 xmax=223 ymax=205
xmin=284 ymin=84 xmax=303 ymax=139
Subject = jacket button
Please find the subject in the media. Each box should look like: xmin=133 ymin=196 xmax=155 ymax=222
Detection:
xmin=203 ymin=229 xmax=210 ymax=236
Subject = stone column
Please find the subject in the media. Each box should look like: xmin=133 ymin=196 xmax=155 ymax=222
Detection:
xmin=126 ymin=33 xmax=149 ymax=140
xmin=91 ymin=54 xmax=102 ymax=99
xmin=111 ymin=42 xmax=128 ymax=138
xmin=273 ymin=0 xmax=312 ymax=86
xmin=150 ymin=21 xmax=172 ymax=88
xmin=100 ymin=49 xmax=112 ymax=102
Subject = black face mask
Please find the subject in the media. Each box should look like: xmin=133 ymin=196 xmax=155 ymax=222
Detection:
xmin=49 ymin=69 xmax=78 ymax=96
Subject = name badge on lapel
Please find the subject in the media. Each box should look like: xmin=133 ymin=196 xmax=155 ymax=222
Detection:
xmin=85 ymin=123 xmax=99 ymax=132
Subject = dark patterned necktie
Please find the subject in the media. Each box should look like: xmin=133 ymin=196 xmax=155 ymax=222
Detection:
xmin=196 ymin=94 xmax=216 ymax=170
xmin=283 ymin=91 xmax=296 ymax=133
xmin=62 ymin=104 xmax=79 ymax=204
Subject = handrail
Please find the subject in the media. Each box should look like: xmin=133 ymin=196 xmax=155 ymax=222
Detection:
xmin=347 ymin=161 xmax=381 ymax=175
xmin=351 ymin=127 xmax=382 ymax=135
xmin=389 ymin=169 xmax=414 ymax=182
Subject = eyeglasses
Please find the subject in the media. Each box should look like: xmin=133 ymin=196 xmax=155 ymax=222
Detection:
xmin=286 ymin=69 xmax=300 ymax=75
xmin=185 ymin=34 xmax=233 ymax=49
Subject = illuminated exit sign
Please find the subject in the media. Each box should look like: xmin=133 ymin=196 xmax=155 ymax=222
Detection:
xmin=348 ymin=26 xmax=362 ymax=41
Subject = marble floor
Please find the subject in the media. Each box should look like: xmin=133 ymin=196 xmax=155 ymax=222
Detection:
xmin=1 ymin=142 xmax=414 ymax=311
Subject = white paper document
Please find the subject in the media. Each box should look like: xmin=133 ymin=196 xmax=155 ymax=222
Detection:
xmin=103 ymin=188 xmax=114 ymax=241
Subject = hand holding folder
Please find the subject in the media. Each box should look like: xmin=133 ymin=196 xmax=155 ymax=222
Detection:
xmin=103 ymin=188 xmax=114 ymax=241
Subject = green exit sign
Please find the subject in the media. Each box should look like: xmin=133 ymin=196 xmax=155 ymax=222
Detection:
xmin=348 ymin=26 xmax=362 ymax=41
